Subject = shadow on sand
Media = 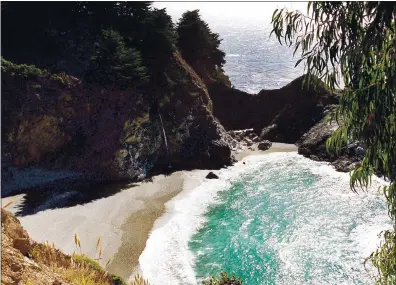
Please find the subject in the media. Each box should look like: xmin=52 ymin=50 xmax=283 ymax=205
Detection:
xmin=9 ymin=178 xmax=138 ymax=217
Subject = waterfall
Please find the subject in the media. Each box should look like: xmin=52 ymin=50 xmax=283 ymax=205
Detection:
xmin=159 ymin=113 xmax=172 ymax=168
xmin=127 ymin=147 xmax=134 ymax=167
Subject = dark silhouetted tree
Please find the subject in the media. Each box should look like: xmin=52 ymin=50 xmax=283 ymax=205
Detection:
xmin=84 ymin=29 xmax=148 ymax=89
xmin=176 ymin=10 xmax=226 ymax=77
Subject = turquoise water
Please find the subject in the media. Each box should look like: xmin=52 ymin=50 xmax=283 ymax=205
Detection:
xmin=139 ymin=153 xmax=390 ymax=285
xmin=189 ymin=155 xmax=388 ymax=285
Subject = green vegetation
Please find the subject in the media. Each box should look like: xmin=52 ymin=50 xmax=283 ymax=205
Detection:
xmin=85 ymin=29 xmax=148 ymax=89
xmin=138 ymin=8 xmax=177 ymax=80
xmin=50 ymin=74 xmax=66 ymax=85
xmin=122 ymin=113 xmax=151 ymax=144
xmin=1 ymin=2 xmax=175 ymax=91
xmin=1 ymin=57 xmax=47 ymax=78
xmin=176 ymin=10 xmax=226 ymax=78
xmin=202 ymin=272 xmax=243 ymax=285
xmin=10 ymin=115 xmax=65 ymax=164
xmin=29 ymin=241 xmax=121 ymax=285
xmin=271 ymin=2 xmax=396 ymax=284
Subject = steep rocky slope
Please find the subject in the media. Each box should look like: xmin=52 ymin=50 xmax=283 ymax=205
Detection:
xmin=209 ymin=76 xmax=338 ymax=143
xmin=1 ymin=208 xmax=126 ymax=285
xmin=1 ymin=208 xmax=67 ymax=285
xmin=1 ymin=53 xmax=234 ymax=187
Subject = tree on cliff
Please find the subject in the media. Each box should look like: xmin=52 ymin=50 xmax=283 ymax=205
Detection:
xmin=84 ymin=29 xmax=148 ymax=89
xmin=176 ymin=10 xmax=226 ymax=77
xmin=138 ymin=8 xmax=177 ymax=81
xmin=1 ymin=1 xmax=174 ymax=86
xmin=271 ymin=2 xmax=396 ymax=283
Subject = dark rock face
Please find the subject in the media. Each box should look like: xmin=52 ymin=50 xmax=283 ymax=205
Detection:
xmin=297 ymin=117 xmax=338 ymax=161
xmin=206 ymin=171 xmax=219 ymax=179
xmin=259 ymin=124 xmax=278 ymax=141
xmin=258 ymin=140 xmax=272 ymax=151
xmin=297 ymin=117 xmax=363 ymax=172
xmin=209 ymin=76 xmax=338 ymax=143
xmin=2 ymin=53 xmax=234 ymax=182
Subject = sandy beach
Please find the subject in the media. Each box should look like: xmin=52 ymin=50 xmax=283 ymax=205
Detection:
xmin=2 ymin=142 xmax=297 ymax=281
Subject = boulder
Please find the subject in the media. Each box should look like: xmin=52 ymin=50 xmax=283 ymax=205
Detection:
xmin=206 ymin=172 xmax=219 ymax=179
xmin=297 ymin=118 xmax=338 ymax=161
xmin=332 ymin=157 xmax=360 ymax=172
xmin=298 ymin=117 xmax=363 ymax=172
xmin=258 ymin=140 xmax=272 ymax=151
xmin=309 ymin=155 xmax=320 ymax=161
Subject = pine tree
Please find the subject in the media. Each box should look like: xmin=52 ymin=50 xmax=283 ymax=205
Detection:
xmin=84 ymin=29 xmax=148 ymax=89
xmin=176 ymin=10 xmax=226 ymax=75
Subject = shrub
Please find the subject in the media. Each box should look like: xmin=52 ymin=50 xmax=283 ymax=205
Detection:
xmin=50 ymin=74 xmax=65 ymax=85
xmin=1 ymin=57 xmax=47 ymax=79
xmin=202 ymin=272 xmax=243 ymax=285
xmin=110 ymin=274 xmax=127 ymax=285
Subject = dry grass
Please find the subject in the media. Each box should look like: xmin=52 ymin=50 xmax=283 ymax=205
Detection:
xmin=129 ymin=274 xmax=151 ymax=285
xmin=30 ymin=242 xmax=111 ymax=285
xmin=28 ymin=232 xmax=155 ymax=285
xmin=29 ymin=233 xmax=126 ymax=285
xmin=57 ymin=262 xmax=110 ymax=285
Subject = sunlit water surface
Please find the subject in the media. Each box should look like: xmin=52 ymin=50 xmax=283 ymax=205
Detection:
xmin=139 ymin=153 xmax=390 ymax=285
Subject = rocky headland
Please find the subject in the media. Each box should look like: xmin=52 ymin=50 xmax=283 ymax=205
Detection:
xmin=208 ymin=76 xmax=338 ymax=143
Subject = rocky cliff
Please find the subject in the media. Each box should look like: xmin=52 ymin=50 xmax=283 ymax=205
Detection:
xmin=1 ymin=53 xmax=234 ymax=186
xmin=209 ymin=76 xmax=338 ymax=143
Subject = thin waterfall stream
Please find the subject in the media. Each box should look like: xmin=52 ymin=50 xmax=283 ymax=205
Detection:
xmin=159 ymin=113 xmax=171 ymax=168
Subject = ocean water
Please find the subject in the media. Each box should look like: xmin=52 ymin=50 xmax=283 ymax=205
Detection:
xmin=139 ymin=153 xmax=391 ymax=285
xmin=215 ymin=22 xmax=305 ymax=93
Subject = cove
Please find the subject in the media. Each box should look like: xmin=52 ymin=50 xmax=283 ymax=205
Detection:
xmin=139 ymin=152 xmax=391 ymax=285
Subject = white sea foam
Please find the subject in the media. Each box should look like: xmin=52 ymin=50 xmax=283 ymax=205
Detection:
xmin=138 ymin=155 xmax=271 ymax=285
xmin=138 ymin=152 xmax=391 ymax=285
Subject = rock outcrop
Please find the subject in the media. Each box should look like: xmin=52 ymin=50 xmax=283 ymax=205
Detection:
xmin=1 ymin=209 xmax=124 ymax=285
xmin=1 ymin=209 xmax=67 ymax=285
xmin=206 ymin=172 xmax=219 ymax=179
xmin=297 ymin=117 xmax=364 ymax=172
xmin=257 ymin=140 xmax=272 ymax=151
xmin=209 ymin=76 xmax=338 ymax=143
xmin=1 ymin=52 xmax=234 ymax=187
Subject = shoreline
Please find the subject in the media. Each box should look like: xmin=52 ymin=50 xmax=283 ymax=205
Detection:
xmin=2 ymin=143 xmax=297 ymax=281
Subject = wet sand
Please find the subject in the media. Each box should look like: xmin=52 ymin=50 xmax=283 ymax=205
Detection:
xmin=233 ymin=142 xmax=297 ymax=161
xmin=2 ymin=143 xmax=297 ymax=281
xmin=105 ymin=170 xmax=206 ymax=280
